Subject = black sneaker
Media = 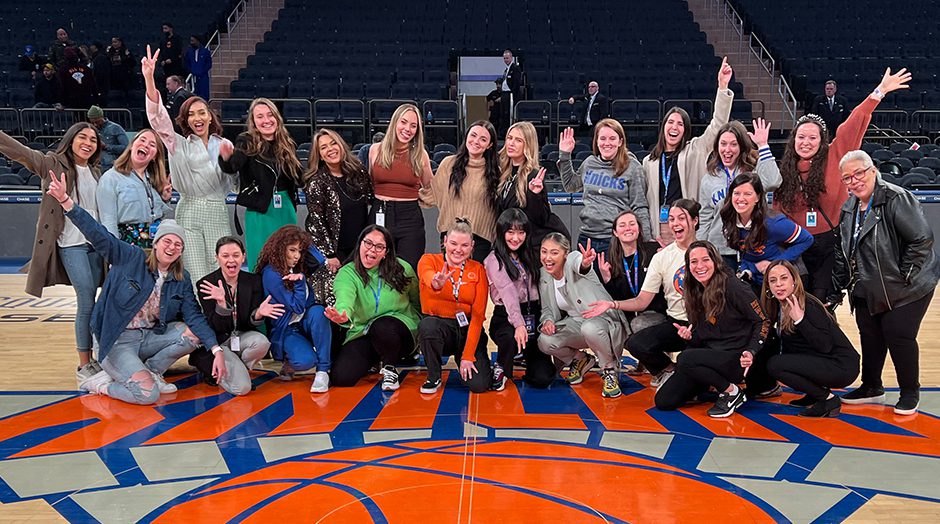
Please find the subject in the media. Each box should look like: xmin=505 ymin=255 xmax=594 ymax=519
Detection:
xmin=894 ymin=395 xmax=920 ymax=415
xmin=707 ymin=388 xmax=747 ymax=418
xmin=788 ymin=394 xmax=817 ymax=407
xmin=754 ymin=385 xmax=783 ymax=399
xmin=840 ymin=385 xmax=885 ymax=405
xmin=799 ymin=396 xmax=841 ymax=418
xmin=420 ymin=377 xmax=442 ymax=394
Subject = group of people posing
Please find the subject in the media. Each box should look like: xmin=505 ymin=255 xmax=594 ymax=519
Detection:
xmin=3 ymin=53 xmax=937 ymax=419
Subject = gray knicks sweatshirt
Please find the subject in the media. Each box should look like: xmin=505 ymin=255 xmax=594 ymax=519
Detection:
xmin=558 ymin=151 xmax=653 ymax=239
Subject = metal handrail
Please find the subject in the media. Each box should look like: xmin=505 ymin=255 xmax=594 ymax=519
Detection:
xmin=186 ymin=0 xmax=251 ymax=91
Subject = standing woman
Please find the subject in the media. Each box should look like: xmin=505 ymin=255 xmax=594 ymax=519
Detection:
xmin=698 ymin=119 xmax=781 ymax=269
xmin=497 ymin=121 xmax=568 ymax=247
xmin=143 ymin=45 xmax=234 ymax=282
xmin=538 ymin=233 xmax=628 ymax=398
xmin=830 ymin=150 xmax=940 ymax=415
xmin=325 ymin=225 xmax=421 ymax=391
xmin=558 ymin=119 xmax=651 ymax=255
xmin=762 ymin=260 xmax=859 ymax=417
xmin=484 ymin=209 xmax=557 ymax=390
xmin=719 ymin=173 xmax=813 ymax=288
xmin=425 ymin=120 xmax=500 ymax=262
xmin=368 ymin=103 xmax=433 ymax=270
xmin=645 ymin=57 xmax=734 ymax=245
xmin=0 ymin=123 xmax=103 ymax=379
xmin=655 ymin=241 xmax=770 ymax=418
xmin=220 ymin=97 xmax=302 ymax=271
xmin=304 ymin=128 xmax=374 ymax=305
xmin=256 ymin=225 xmax=333 ymax=393
xmin=774 ymin=68 xmax=911 ymax=300
xmin=416 ymin=219 xmax=491 ymax=394
xmin=96 ymin=129 xmax=173 ymax=248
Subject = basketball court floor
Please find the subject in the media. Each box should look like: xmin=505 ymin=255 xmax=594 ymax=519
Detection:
xmin=0 ymin=274 xmax=938 ymax=523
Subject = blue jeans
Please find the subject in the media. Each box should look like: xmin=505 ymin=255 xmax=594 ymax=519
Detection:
xmin=101 ymin=322 xmax=196 ymax=405
xmin=280 ymin=306 xmax=332 ymax=372
xmin=58 ymin=244 xmax=103 ymax=352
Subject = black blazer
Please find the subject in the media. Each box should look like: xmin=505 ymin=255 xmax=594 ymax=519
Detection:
xmin=497 ymin=168 xmax=569 ymax=247
xmin=502 ymin=62 xmax=523 ymax=98
xmin=197 ymin=269 xmax=267 ymax=342
xmin=166 ymin=87 xmax=193 ymax=121
xmin=772 ymin=299 xmax=859 ymax=368
xmin=808 ymin=94 xmax=847 ymax=136
xmin=574 ymin=92 xmax=610 ymax=125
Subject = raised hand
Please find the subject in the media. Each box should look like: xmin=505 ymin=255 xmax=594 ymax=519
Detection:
xmin=46 ymin=170 xmax=69 ymax=204
xmin=282 ymin=272 xmax=304 ymax=282
xmin=582 ymin=300 xmax=612 ymax=319
xmin=674 ymin=323 xmax=693 ymax=341
xmin=161 ymin=179 xmax=173 ymax=202
xmin=558 ymin=127 xmax=576 ymax=154
xmin=255 ymin=295 xmax=284 ymax=319
xmin=748 ymin=118 xmax=771 ymax=148
xmin=597 ymin=252 xmax=612 ymax=283
xmin=141 ymin=45 xmax=160 ymax=80
xmin=877 ymin=67 xmax=912 ymax=95
xmin=199 ymin=279 xmax=227 ymax=306
xmin=578 ymin=238 xmax=597 ymax=269
xmin=784 ymin=294 xmax=805 ymax=323
xmin=431 ymin=262 xmax=454 ymax=291
xmin=528 ymin=167 xmax=546 ymax=194
xmin=717 ymin=56 xmax=733 ymax=90
xmin=219 ymin=139 xmax=234 ymax=161
xmin=324 ymin=306 xmax=349 ymax=324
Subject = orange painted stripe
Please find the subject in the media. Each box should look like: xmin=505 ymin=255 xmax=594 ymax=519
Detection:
xmin=201 ymin=461 xmax=350 ymax=495
xmin=368 ymin=371 xmax=449 ymax=430
xmin=470 ymin=377 xmax=586 ymax=430
xmin=269 ymin=377 xmax=376 ymax=436
xmin=153 ymin=482 xmax=296 ymax=523
xmin=243 ymin=482 xmax=373 ymax=523
xmin=572 ymin=374 xmax=669 ymax=433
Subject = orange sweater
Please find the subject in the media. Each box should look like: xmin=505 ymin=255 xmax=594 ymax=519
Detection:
xmin=417 ymin=253 xmax=489 ymax=361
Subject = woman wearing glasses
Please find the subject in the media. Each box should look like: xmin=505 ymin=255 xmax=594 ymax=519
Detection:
xmin=829 ymin=150 xmax=939 ymax=415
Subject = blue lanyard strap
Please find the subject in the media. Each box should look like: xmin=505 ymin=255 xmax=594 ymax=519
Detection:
xmin=622 ymin=253 xmax=639 ymax=297
xmin=660 ymin=153 xmax=673 ymax=191
xmin=853 ymin=204 xmax=871 ymax=247
xmin=371 ymin=278 xmax=383 ymax=314
xmin=721 ymin=165 xmax=736 ymax=187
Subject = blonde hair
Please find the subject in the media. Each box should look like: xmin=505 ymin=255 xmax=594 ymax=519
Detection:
xmin=146 ymin=248 xmax=184 ymax=282
xmin=593 ymin=119 xmax=631 ymax=175
xmin=376 ymin=104 xmax=427 ymax=177
xmin=112 ymin=129 xmax=168 ymax=194
xmin=498 ymin=121 xmax=540 ymax=207
xmin=242 ymin=98 xmax=301 ymax=181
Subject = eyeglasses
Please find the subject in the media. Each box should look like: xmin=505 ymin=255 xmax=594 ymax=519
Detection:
xmin=362 ymin=239 xmax=387 ymax=253
xmin=840 ymin=166 xmax=872 ymax=185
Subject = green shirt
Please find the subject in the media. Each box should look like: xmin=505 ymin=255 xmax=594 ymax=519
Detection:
xmin=333 ymin=258 xmax=422 ymax=344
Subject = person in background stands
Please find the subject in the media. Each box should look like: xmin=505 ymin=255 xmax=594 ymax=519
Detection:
xmin=107 ymin=36 xmax=136 ymax=102
xmin=165 ymin=75 xmax=193 ymax=123
xmin=34 ymin=63 xmax=61 ymax=108
xmin=49 ymin=27 xmax=76 ymax=67
xmin=807 ymin=80 xmax=847 ymax=139
xmin=498 ymin=49 xmax=523 ymax=134
xmin=159 ymin=22 xmax=185 ymax=78
xmin=87 ymin=106 xmax=127 ymax=170
xmin=19 ymin=45 xmax=46 ymax=82
xmin=58 ymin=47 xmax=97 ymax=109
xmin=567 ymin=80 xmax=610 ymax=134
xmin=89 ymin=42 xmax=111 ymax=106
xmin=185 ymin=34 xmax=212 ymax=100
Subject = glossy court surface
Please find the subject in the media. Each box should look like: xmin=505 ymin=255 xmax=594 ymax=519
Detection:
xmin=1 ymin=276 xmax=939 ymax=522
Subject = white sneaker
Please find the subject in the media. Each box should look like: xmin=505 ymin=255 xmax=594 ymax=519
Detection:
xmin=151 ymin=372 xmax=178 ymax=394
xmin=380 ymin=365 xmax=400 ymax=391
xmin=650 ymin=368 xmax=675 ymax=389
xmin=310 ymin=371 xmax=330 ymax=393
xmin=79 ymin=370 xmax=113 ymax=394
xmin=76 ymin=361 xmax=99 ymax=387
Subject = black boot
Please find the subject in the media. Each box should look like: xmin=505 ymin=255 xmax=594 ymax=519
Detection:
xmin=789 ymin=394 xmax=816 ymax=407
xmin=799 ymin=396 xmax=841 ymax=418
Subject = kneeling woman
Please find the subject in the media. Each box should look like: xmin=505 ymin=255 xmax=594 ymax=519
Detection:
xmin=762 ymin=260 xmax=859 ymax=417
xmin=257 ymin=225 xmax=332 ymax=393
xmin=325 ymin=225 xmax=422 ymax=391
xmin=538 ymin=233 xmax=627 ymax=398
xmin=484 ymin=209 xmax=556 ymax=390
xmin=417 ymin=219 xmax=491 ymax=393
xmin=656 ymin=241 xmax=770 ymax=417
xmin=47 ymin=172 xmax=226 ymax=405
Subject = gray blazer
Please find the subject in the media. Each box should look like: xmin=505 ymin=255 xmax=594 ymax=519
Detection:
xmin=539 ymin=251 xmax=628 ymax=341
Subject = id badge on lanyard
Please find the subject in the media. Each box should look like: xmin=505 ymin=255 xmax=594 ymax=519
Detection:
xmin=806 ymin=211 xmax=817 ymax=228
xmin=229 ymin=333 xmax=240 ymax=353
xmin=375 ymin=201 xmax=386 ymax=227
xmin=273 ymin=193 xmax=283 ymax=209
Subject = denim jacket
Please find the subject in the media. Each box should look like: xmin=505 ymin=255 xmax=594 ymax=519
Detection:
xmin=64 ymin=205 xmax=219 ymax=361
xmin=261 ymin=245 xmax=325 ymax=356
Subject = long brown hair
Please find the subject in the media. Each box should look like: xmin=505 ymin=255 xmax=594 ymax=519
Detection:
xmin=375 ymin=103 xmax=428 ymax=177
xmin=241 ymin=98 xmax=301 ymax=181
xmin=777 ymin=116 xmax=830 ymax=212
xmin=607 ymin=209 xmax=648 ymax=279
xmin=175 ymin=96 xmax=223 ymax=137
xmin=56 ymin=122 xmax=102 ymax=169
xmin=305 ymin=128 xmax=371 ymax=197
xmin=683 ymin=240 xmax=730 ymax=324
xmin=112 ymin=129 xmax=168 ymax=193
xmin=593 ymin=119 xmax=631 ymax=175
xmin=760 ymin=260 xmax=836 ymax=335
xmin=498 ymin=121 xmax=540 ymax=208
xmin=650 ymin=107 xmax=692 ymax=157
xmin=705 ymin=121 xmax=758 ymax=175
xmin=353 ymin=225 xmax=411 ymax=293
xmin=254 ymin=225 xmax=312 ymax=289
xmin=448 ymin=120 xmax=499 ymax=210
xmin=720 ymin=173 xmax=768 ymax=252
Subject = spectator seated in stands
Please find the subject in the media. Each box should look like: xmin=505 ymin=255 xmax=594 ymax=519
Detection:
xmin=49 ymin=27 xmax=76 ymax=67
xmin=34 ymin=63 xmax=62 ymax=109
xmin=87 ymin=106 xmax=128 ymax=170
xmin=58 ymin=47 xmax=98 ymax=109
xmin=18 ymin=45 xmax=46 ymax=82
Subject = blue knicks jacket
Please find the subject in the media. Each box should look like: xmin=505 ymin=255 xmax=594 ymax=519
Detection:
xmin=64 ymin=205 xmax=219 ymax=361
xmin=737 ymin=213 xmax=813 ymax=284
xmin=261 ymin=245 xmax=326 ymax=354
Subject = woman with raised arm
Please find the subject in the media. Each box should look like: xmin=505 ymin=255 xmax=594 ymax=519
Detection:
xmin=0 ymin=123 xmax=103 ymax=380
xmin=96 ymin=129 xmax=173 ymax=248
xmin=219 ymin=97 xmax=302 ymax=271
xmin=142 ymin=45 xmax=234 ymax=281
xmin=645 ymin=57 xmax=734 ymax=244
xmin=368 ymin=103 xmax=434 ymax=269
xmin=538 ymin=234 xmax=627 ymax=398
xmin=774 ymin=68 xmax=912 ymax=300
xmin=557 ymin=119 xmax=650 ymax=257
xmin=325 ymin=225 xmax=421 ymax=391
xmin=698 ymin=119 xmax=781 ymax=269
xmin=497 ymin=121 xmax=569 ymax=248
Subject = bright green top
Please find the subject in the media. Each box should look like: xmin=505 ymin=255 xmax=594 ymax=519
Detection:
xmin=333 ymin=258 xmax=422 ymax=344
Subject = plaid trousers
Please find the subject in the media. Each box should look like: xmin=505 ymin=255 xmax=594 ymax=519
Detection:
xmin=176 ymin=197 xmax=232 ymax=283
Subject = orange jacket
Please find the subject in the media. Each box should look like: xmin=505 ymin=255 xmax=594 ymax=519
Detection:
xmin=417 ymin=253 xmax=489 ymax=360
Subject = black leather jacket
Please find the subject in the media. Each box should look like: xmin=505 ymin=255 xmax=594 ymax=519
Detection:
xmin=830 ymin=180 xmax=940 ymax=314
xmin=219 ymin=133 xmax=299 ymax=213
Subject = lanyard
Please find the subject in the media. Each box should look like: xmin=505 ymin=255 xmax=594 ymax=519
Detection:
xmin=502 ymin=166 xmax=519 ymax=201
xmin=622 ymin=252 xmax=639 ymax=297
xmin=721 ymin=165 xmax=736 ymax=187
xmin=137 ymin=170 xmax=156 ymax=219
xmin=510 ymin=257 xmax=531 ymax=311
xmin=660 ymin=153 xmax=674 ymax=192
xmin=223 ymin=279 xmax=238 ymax=330
xmin=852 ymin=203 xmax=871 ymax=250
xmin=449 ymin=262 xmax=466 ymax=302
xmin=371 ymin=278 xmax=383 ymax=314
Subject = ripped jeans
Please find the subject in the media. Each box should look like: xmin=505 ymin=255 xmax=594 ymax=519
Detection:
xmin=101 ymin=322 xmax=197 ymax=405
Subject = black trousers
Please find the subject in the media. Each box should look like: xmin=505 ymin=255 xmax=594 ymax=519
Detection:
xmin=655 ymin=348 xmax=744 ymax=411
xmin=742 ymin=344 xmax=778 ymax=394
xmin=801 ymin=230 xmax=837 ymax=300
xmin=768 ymin=353 xmax=858 ymax=400
xmin=627 ymin=316 xmax=688 ymax=375
xmin=330 ymin=316 xmax=414 ymax=387
xmin=418 ymin=315 xmax=492 ymax=392
xmin=853 ymin=291 xmax=933 ymax=396
xmin=489 ymin=302 xmax=556 ymax=388
xmin=369 ymin=199 xmax=425 ymax=270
